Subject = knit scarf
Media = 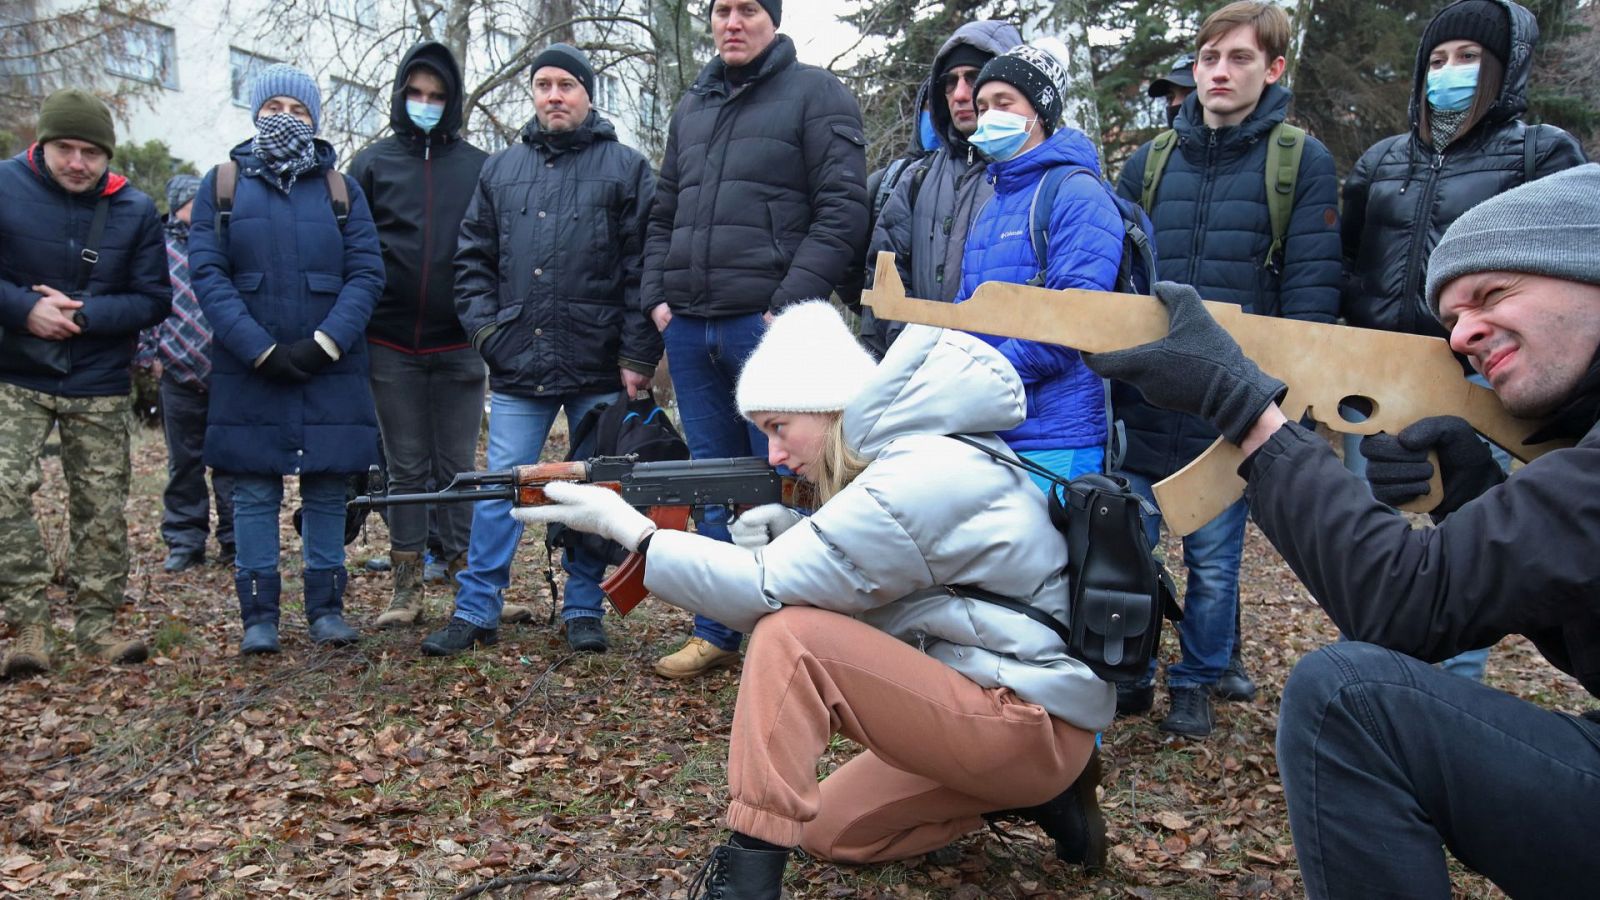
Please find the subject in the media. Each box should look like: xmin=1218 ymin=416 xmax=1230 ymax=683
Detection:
xmin=1429 ymin=104 xmax=1470 ymax=153
xmin=252 ymin=114 xmax=319 ymax=193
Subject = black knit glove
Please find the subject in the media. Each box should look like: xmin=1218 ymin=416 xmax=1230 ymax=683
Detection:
xmin=1083 ymin=282 xmax=1286 ymax=444
xmin=1360 ymin=416 xmax=1505 ymax=519
xmin=287 ymin=337 xmax=336 ymax=375
xmin=256 ymin=345 xmax=310 ymax=383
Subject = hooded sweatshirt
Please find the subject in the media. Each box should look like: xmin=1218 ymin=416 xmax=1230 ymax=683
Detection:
xmin=644 ymin=324 xmax=1116 ymax=731
xmin=348 ymin=41 xmax=489 ymax=353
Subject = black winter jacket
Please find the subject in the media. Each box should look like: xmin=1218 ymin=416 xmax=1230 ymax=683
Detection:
xmin=0 ymin=146 xmax=169 ymax=397
xmin=642 ymin=36 xmax=869 ymax=317
xmin=349 ymin=41 xmax=489 ymax=353
xmin=1243 ymin=354 xmax=1600 ymax=701
xmin=1114 ymin=86 xmax=1342 ymax=479
xmin=455 ymin=111 xmax=659 ymax=399
xmin=1341 ymin=0 xmax=1586 ymax=338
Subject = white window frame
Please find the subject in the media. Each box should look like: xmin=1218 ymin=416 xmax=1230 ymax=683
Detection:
xmin=105 ymin=17 xmax=178 ymax=90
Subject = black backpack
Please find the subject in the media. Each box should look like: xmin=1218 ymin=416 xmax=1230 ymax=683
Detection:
xmin=949 ymin=435 xmax=1180 ymax=684
xmin=542 ymin=393 xmax=690 ymax=614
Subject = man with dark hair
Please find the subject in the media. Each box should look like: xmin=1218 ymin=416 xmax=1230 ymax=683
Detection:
xmin=1086 ymin=162 xmax=1600 ymax=900
xmin=1114 ymin=0 xmax=1342 ymax=737
xmin=642 ymin=0 xmax=868 ymax=679
xmin=0 ymin=89 xmax=170 ymax=676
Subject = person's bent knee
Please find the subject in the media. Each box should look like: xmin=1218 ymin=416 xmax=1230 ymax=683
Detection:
xmin=749 ymin=605 xmax=841 ymax=649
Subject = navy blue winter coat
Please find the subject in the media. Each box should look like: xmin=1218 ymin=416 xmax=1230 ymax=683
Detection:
xmin=956 ymin=127 xmax=1123 ymax=452
xmin=189 ymin=140 xmax=385 ymax=476
xmin=1114 ymin=85 xmax=1341 ymax=478
xmin=0 ymin=146 xmax=169 ymax=397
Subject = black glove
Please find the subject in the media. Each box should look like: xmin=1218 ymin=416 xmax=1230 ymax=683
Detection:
xmin=256 ymin=345 xmax=311 ymax=384
xmin=287 ymin=337 xmax=336 ymax=375
xmin=1360 ymin=416 xmax=1505 ymax=519
xmin=1083 ymin=282 xmax=1286 ymax=444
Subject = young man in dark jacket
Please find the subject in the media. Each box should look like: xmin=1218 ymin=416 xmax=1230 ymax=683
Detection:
xmin=0 ymin=89 xmax=170 ymax=676
xmin=1086 ymin=163 xmax=1600 ymax=900
xmin=347 ymin=41 xmax=489 ymax=629
xmin=1113 ymin=0 xmax=1341 ymax=737
xmin=422 ymin=44 xmax=658 ymax=657
xmin=642 ymin=0 xmax=869 ymax=679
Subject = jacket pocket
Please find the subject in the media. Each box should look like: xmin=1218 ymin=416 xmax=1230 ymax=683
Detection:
xmin=481 ymin=305 xmax=531 ymax=379
xmin=304 ymin=271 xmax=343 ymax=327
xmin=830 ymin=122 xmax=867 ymax=149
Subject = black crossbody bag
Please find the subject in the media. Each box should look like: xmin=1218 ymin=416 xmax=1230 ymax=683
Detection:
xmin=0 ymin=194 xmax=111 ymax=377
xmin=948 ymin=434 xmax=1180 ymax=684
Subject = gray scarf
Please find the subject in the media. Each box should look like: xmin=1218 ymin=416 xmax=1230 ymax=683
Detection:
xmin=1428 ymin=104 xmax=1470 ymax=153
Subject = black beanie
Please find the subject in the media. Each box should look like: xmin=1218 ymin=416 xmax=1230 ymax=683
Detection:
xmin=1421 ymin=0 xmax=1511 ymax=66
xmin=938 ymin=44 xmax=994 ymax=83
xmin=36 ymin=88 xmax=116 ymax=158
xmin=707 ymin=0 xmax=781 ymax=27
xmin=974 ymin=43 xmax=1070 ymax=132
xmin=529 ymin=43 xmax=595 ymax=100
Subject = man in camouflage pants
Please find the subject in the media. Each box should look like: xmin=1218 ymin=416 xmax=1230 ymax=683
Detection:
xmin=0 ymin=90 xmax=170 ymax=676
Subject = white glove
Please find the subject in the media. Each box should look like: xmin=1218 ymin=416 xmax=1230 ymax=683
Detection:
xmin=509 ymin=482 xmax=656 ymax=552
xmin=730 ymin=504 xmax=805 ymax=551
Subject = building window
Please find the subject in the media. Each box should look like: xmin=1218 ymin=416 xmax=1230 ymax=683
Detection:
xmin=105 ymin=18 xmax=178 ymax=89
xmin=230 ymin=48 xmax=280 ymax=109
xmin=330 ymin=0 xmax=379 ymax=27
xmin=488 ymin=29 xmax=518 ymax=67
xmin=594 ymin=72 xmax=621 ymax=111
xmin=327 ymin=78 xmax=383 ymax=136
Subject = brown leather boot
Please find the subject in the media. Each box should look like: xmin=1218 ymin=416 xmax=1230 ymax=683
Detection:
xmin=2 ymin=624 xmax=52 ymax=677
xmin=376 ymin=551 xmax=424 ymax=628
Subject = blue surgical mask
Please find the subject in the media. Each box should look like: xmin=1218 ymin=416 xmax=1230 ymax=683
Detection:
xmin=1426 ymin=64 xmax=1478 ymax=112
xmin=918 ymin=110 xmax=940 ymax=151
xmin=406 ymin=99 xmax=445 ymax=133
xmin=968 ymin=109 xmax=1036 ymax=162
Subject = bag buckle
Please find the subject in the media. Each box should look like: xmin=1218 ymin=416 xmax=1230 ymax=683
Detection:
xmin=80 ymin=249 xmax=99 ymax=264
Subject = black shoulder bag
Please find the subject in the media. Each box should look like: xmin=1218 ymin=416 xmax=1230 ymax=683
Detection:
xmin=948 ymin=434 xmax=1180 ymax=684
xmin=0 ymin=194 xmax=110 ymax=377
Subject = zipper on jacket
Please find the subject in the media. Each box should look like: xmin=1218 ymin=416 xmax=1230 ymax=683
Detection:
xmin=1399 ymin=151 xmax=1445 ymax=333
xmin=415 ymin=155 xmax=434 ymax=349
xmin=1185 ymin=130 xmax=1219 ymax=286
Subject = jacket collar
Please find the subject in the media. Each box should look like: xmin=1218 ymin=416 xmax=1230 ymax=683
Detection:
xmin=1525 ymin=347 xmax=1600 ymax=445
xmin=520 ymin=109 xmax=615 ymax=155
xmin=23 ymin=144 xmax=125 ymax=198
xmin=691 ymin=34 xmax=798 ymax=98
xmin=1173 ymin=83 xmax=1290 ymax=150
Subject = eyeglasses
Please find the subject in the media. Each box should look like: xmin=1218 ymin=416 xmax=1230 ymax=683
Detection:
xmin=941 ymin=70 xmax=978 ymax=94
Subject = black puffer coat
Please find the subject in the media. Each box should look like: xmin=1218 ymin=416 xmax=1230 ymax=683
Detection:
xmin=642 ymin=36 xmax=868 ymax=316
xmin=348 ymin=41 xmax=488 ymax=353
xmin=454 ymin=111 xmax=659 ymax=399
xmin=1341 ymin=0 xmax=1586 ymax=339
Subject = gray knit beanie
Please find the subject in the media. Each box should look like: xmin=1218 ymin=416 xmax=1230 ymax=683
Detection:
xmin=1427 ymin=163 xmax=1600 ymax=317
xmin=249 ymin=63 xmax=322 ymax=132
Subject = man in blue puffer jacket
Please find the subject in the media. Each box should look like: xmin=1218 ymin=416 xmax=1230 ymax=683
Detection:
xmin=956 ymin=39 xmax=1124 ymax=484
xmin=1113 ymin=1 xmax=1341 ymax=737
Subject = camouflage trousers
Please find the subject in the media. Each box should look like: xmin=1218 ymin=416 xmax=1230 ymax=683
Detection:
xmin=0 ymin=382 xmax=132 ymax=642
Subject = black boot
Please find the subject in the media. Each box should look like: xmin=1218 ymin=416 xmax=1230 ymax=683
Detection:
xmin=304 ymin=568 xmax=359 ymax=645
xmin=236 ymin=571 xmax=281 ymax=655
xmin=686 ymin=841 xmax=787 ymax=900
xmin=989 ymin=749 xmax=1107 ymax=871
xmin=1215 ymin=649 xmax=1258 ymax=702
xmin=1160 ymin=685 xmax=1214 ymax=737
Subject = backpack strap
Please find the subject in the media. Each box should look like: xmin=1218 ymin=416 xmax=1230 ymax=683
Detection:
xmin=1140 ymin=129 xmax=1178 ymax=213
xmin=1523 ymin=125 xmax=1538 ymax=184
xmin=871 ymin=157 xmax=913 ymax=224
xmin=1263 ymin=122 xmax=1305 ymax=273
xmin=1025 ymin=166 xmax=1071 ymax=287
xmin=325 ymin=169 xmax=350 ymax=228
xmin=212 ymin=161 xmax=238 ymax=236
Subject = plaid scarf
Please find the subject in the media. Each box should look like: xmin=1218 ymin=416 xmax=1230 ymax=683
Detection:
xmin=251 ymin=114 xmax=319 ymax=193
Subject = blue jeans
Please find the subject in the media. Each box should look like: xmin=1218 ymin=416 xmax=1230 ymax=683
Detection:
xmin=452 ymin=390 xmax=618 ymax=629
xmin=233 ymin=473 xmax=346 ymax=575
xmin=661 ymin=312 xmax=769 ymax=652
xmin=1278 ymin=642 xmax=1600 ymax=899
xmin=1123 ymin=471 xmax=1248 ymax=689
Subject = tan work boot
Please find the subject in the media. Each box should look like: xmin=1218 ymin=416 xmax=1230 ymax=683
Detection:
xmin=2 ymin=624 xmax=52 ymax=677
xmin=654 ymin=636 xmax=740 ymax=679
xmin=500 ymin=603 xmax=534 ymax=624
xmin=376 ymin=551 xmax=425 ymax=628
xmin=80 ymin=630 xmax=148 ymax=665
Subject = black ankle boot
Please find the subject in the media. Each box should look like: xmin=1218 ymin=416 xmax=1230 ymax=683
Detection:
xmin=686 ymin=842 xmax=787 ymax=900
xmin=304 ymin=568 xmax=358 ymax=645
xmin=236 ymin=571 xmax=281 ymax=655
xmin=989 ymin=749 xmax=1107 ymax=871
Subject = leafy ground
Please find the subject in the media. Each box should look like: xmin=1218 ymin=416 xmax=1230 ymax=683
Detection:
xmin=0 ymin=422 xmax=1589 ymax=899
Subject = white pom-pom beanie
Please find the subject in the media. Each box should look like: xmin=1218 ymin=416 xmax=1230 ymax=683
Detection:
xmin=735 ymin=300 xmax=878 ymax=417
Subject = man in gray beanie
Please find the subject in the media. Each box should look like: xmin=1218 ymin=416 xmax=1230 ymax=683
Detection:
xmin=1078 ymin=162 xmax=1600 ymax=896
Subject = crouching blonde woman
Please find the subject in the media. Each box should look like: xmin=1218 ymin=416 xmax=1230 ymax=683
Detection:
xmin=515 ymin=301 xmax=1113 ymax=898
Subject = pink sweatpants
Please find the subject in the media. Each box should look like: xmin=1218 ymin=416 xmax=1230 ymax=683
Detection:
xmin=723 ymin=606 xmax=1095 ymax=863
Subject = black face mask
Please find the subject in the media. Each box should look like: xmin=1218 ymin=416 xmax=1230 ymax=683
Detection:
xmin=1165 ymin=103 xmax=1181 ymax=128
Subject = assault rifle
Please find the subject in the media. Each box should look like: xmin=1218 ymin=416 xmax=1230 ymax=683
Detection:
xmin=350 ymin=456 xmax=818 ymax=614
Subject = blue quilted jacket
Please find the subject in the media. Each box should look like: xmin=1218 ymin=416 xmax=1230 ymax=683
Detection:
xmin=956 ymin=127 xmax=1121 ymax=451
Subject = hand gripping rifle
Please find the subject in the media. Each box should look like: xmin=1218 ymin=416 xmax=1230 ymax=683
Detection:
xmin=862 ymin=252 xmax=1573 ymax=535
xmin=350 ymin=456 xmax=818 ymax=614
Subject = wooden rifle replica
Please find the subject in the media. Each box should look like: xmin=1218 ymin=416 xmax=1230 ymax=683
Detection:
xmin=862 ymin=252 xmax=1572 ymax=535
xmin=350 ymin=457 xmax=819 ymax=613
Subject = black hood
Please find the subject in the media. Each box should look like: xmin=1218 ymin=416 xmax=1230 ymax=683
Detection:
xmin=1408 ymin=0 xmax=1537 ymax=132
xmin=927 ymin=20 xmax=1023 ymax=153
xmin=389 ymin=41 xmax=466 ymax=142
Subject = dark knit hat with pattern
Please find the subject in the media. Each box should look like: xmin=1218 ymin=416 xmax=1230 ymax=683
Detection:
xmin=1421 ymin=0 xmax=1511 ymax=65
xmin=706 ymin=0 xmax=781 ymax=27
xmin=974 ymin=41 xmax=1071 ymax=132
xmin=36 ymin=89 xmax=116 ymax=157
xmin=529 ymin=43 xmax=595 ymax=100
